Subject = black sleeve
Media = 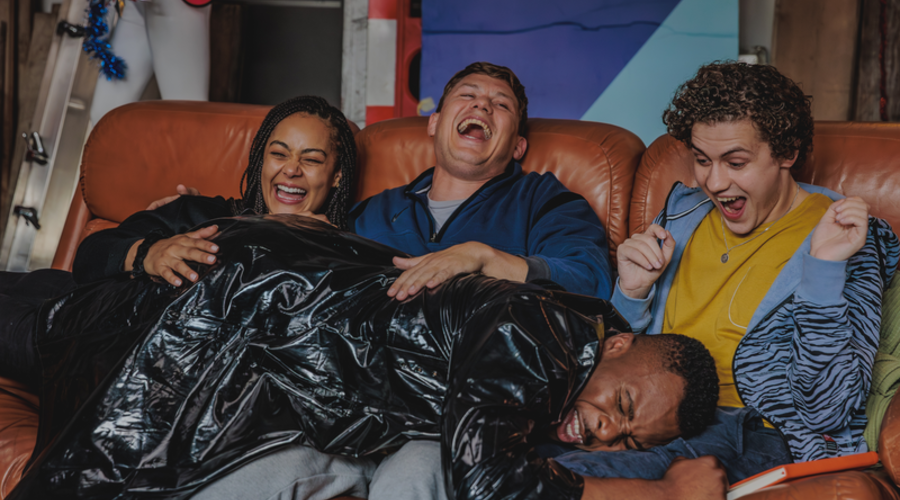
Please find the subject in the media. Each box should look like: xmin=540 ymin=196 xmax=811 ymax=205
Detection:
xmin=441 ymin=291 xmax=604 ymax=500
xmin=72 ymin=196 xmax=234 ymax=284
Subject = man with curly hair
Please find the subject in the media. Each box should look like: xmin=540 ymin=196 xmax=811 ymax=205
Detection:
xmin=554 ymin=61 xmax=898 ymax=484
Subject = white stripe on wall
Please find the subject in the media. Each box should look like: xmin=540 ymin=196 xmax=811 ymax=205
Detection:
xmin=365 ymin=18 xmax=397 ymax=107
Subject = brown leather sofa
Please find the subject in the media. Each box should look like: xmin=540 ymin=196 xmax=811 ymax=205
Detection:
xmin=0 ymin=101 xmax=898 ymax=499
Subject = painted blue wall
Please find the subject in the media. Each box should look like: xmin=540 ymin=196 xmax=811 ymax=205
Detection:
xmin=420 ymin=0 xmax=738 ymax=146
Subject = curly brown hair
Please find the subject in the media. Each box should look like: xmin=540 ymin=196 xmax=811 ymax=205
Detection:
xmin=662 ymin=62 xmax=814 ymax=169
xmin=436 ymin=61 xmax=529 ymax=136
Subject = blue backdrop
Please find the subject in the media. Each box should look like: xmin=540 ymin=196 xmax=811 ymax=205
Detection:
xmin=420 ymin=0 xmax=738 ymax=145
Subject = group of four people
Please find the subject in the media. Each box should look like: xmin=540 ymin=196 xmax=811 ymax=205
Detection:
xmin=1 ymin=59 xmax=897 ymax=500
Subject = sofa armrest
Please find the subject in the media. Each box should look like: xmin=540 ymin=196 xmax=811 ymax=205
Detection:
xmin=0 ymin=377 xmax=39 ymax=500
xmin=879 ymin=383 xmax=900 ymax=486
xmin=739 ymin=470 xmax=899 ymax=500
xmin=50 ymin=188 xmax=91 ymax=272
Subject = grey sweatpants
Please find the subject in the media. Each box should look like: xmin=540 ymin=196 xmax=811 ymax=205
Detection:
xmin=190 ymin=441 xmax=448 ymax=500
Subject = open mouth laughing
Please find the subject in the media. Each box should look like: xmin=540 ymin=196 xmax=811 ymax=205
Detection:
xmin=274 ymin=183 xmax=307 ymax=204
xmin=556 ymin=407 xmax=585 ymax=445
xmin=457 ymin=117 xmax=493 ymax=141
xmin=717 ymin=195 xmax=746 ymax=220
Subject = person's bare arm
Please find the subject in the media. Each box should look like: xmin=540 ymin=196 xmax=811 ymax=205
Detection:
xmin=581 ymin=456 xmax=727 ymax=500
xmin=388 ymin=241 xmax=527 ymax=300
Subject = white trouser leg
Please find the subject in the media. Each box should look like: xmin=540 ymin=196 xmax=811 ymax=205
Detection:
xmin=368 ymin=440 xmax=448 ymax=500
xmin=89 ymin=0 xmax=154 ymax=123
xmin=189 ymin=444 xmax=377 ymax=500
xmin=143 ymin=0 xmax=210 ymax=100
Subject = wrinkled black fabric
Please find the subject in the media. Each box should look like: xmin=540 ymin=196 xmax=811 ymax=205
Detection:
xmin=72 ymin=195 xmax=235 ymax=284
xmin=11 ymin=215 xmax=627 ymax=500
xmin=0 ymin=269 xmax=77 ymax=388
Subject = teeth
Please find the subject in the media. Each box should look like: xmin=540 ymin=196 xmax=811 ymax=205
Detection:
xmin=573 ymin=409 xmax=582 ymax=443
xmin=277 ymin=185 xmax=306 ymax=195
xmin=457 ymin=118 xmax=493 ymax=139
xmin=717 ymin=196 xmax=739 ymax=202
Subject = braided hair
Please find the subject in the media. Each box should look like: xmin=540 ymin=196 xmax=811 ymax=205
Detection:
xmin=236 ymin=95 xmax=357 ymax=230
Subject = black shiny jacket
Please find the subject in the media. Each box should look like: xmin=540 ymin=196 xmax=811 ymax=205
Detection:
xmin=12 ymin=216 xmax=627 ymax=500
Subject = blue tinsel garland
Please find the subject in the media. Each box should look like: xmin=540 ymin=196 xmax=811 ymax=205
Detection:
xmin=83 ymin=0 xmax=127 ymax=80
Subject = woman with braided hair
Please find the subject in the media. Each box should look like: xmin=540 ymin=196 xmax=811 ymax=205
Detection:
xmin=0 ymin=95 xmax=358 ymax=389
xmin=72 ymin=94 xmax=358 ymax=286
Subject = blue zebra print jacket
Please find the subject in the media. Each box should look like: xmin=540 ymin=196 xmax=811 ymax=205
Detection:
xmin=611 ymin=182 xmax=900 ymax=462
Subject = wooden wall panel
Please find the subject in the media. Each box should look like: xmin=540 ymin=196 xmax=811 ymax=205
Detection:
xmin=0 ymin=0 xmax=35 ymax=233
xmin=772 ymin=0 xmax=861 ymax=120
xmin=209 ymin=4 xmax=243 ymax=103
xmin=854 ymin=0 xmax=900 ymax=121
xmin=0 ymin=0 xmax=14 ymax=221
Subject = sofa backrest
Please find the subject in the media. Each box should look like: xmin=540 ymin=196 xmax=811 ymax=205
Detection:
xmin=52 ymin=102 xmax=644 ymax=270
xmin=52 ymin=101 xmax=270 ymax=269
xmin=630 ymin=122 xmax=900 ymax=240
xmin=356 ymin=117 xmax=645 ymax=260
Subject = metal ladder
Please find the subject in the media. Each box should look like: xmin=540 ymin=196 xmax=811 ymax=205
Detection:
xmin=0 ymin=0 xmax=112 ymax=271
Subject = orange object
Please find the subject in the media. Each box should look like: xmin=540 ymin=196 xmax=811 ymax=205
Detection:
xmin=365 ymin=0 xmax=421 ymax=126
xmin=728 ymin=451 xmax=880 ymax=499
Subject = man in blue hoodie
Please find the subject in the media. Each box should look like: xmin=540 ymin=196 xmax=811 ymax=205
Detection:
xmin=350 ymin=62 xmax=613 ymax=300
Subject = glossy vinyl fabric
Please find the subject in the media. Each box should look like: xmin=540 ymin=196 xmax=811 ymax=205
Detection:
xmin=12 ymin=216 xmax=627 ymax=500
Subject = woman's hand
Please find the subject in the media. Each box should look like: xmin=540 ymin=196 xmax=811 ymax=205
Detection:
xmin=127 ymin=225 xmax=219 ymax=286
xmin=616 ymin=224 xmax=675 ymax=300
xmin=810 ymin=197 xmax=869 ymax=262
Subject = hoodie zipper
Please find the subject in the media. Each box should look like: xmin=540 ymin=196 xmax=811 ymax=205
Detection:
xmin=406 ymin=164 xmax=517 ymax=244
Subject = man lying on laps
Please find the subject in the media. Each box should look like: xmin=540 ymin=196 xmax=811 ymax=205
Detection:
xmin=11 ymin=217 xmax=722 ymax=500
xmin=553 ymin=61 xmax=900 ymax=486
xmin=350 ymin=61 xmax=613 ymax=300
